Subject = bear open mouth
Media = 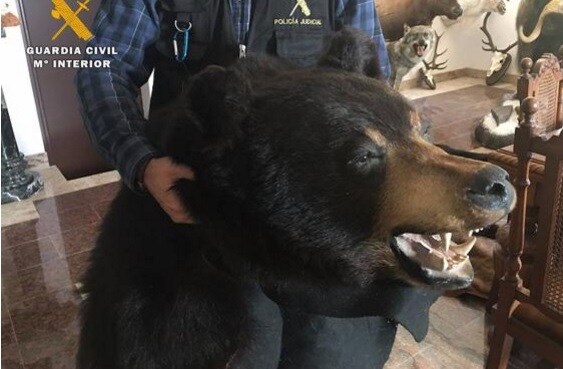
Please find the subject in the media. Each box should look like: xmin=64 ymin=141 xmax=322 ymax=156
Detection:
xmin=413 ymin=44 xmax=427 ymax=57
xmin=391 ymin=230 xmax=482 ymax=289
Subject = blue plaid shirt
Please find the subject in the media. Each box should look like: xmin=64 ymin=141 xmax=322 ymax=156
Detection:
xmin=77 ymin=0 xmax=391 ymax=190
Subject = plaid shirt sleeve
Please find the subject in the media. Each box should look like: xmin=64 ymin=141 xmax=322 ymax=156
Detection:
xmin=76 ymin=0 xmax=160 ymax=191
xmin=337 ymin=0 xmax=391 ymax=80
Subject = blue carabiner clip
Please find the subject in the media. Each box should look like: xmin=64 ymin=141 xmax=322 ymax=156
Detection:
xmin=173 ymin=21 xmax=192 ymax=62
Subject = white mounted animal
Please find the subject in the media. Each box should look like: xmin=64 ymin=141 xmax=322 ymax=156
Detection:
xmin=475 ymin=99 xmax=519 ymax=149
xmin=458 ymin=0 xmax=506 ymax=17
xmin=442 ymin=0 xmax=506 ymax=25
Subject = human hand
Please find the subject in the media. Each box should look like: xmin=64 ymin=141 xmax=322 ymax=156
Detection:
xmin=142 ymin=157 xmax=195 ymax=224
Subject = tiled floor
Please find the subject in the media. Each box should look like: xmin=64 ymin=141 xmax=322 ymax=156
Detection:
xmin=412 ymin=85 xmax=513 ymax=151
xmin=2 ymin=183 xmax=119 ymax=369
xmin=2 ymin=78 xmax=553 ymax=368
xmin=1 ymin=183 xmax=551 ymax=369
xmin=1 ymin=155 xmax=120 ymax=228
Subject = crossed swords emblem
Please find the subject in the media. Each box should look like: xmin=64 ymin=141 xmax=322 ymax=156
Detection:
xmin=51 ymin=0 xmax=93 ymax=41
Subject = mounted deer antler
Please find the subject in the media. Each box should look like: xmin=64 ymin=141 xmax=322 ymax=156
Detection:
xmin=480 ymin=12 xmax=518 ymax=85
xmin=423 ymin=32 xmax=448 ymax=71
xmin=480 ymin=12 xmax=517 ymax=53
xmin=420 ymin=31 xmax=447 ymax=89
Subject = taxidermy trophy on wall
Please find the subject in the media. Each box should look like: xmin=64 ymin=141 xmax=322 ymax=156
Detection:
xmin=442 ymin=0 xmax=507 ymax=25
xmin=457 ymin=0 xmax=507 ymax=17
xmin=377 ymin=0 xmax=463 ymax=41
xmin=480 ymin=12 xmax=517 ymax=85
xmin=476 ymin=52 xmax=563 ymax=149
xmin=517 ymin=0 xmax=563 ymax=61
xmin=387 ymin=25 xmax=438 ymax=90
xmin=421 ymin=31 xmax=448 ymax=89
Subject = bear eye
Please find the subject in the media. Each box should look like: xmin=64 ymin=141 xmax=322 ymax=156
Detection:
xmin=347 ymin=149 xmax=386 ymax=174
xmin=355 ymin=153 xmax=374 ymax=164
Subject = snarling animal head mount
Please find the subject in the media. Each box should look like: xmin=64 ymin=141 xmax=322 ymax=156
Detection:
xmin=402 ymin=25 xmax=437 ymax=59
xmin=151 ymin=29 xmax=516 ymax=291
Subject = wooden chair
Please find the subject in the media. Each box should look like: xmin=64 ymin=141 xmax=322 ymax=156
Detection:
xmin=486 ymin=54 xmax=563 ymax=369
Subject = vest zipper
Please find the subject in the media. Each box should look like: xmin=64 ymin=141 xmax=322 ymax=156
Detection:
xmin=237 ymin=0 xmax=247 ymax=58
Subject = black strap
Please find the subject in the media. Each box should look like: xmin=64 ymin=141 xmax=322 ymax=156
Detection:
xmin=160 ymin=0 xmax=210 ymax=26
xmin=160 ymin=0 xmax=211 ymax=13
xmin=176 ymin=12 xmax=192 ymax=24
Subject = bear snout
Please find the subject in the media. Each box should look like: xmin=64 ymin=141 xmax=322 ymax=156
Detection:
xmin=466 ymin=165 xmax=515 ymax=212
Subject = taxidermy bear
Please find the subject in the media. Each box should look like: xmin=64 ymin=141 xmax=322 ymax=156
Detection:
xmin=78 ymin=28 xmax=515 ymax=369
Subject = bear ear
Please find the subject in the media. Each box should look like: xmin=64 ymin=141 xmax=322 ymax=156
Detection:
xmin=187 ymin=65 xmax=252 ymax=146
xmin=148 ymin=65 xmax=252 ymax=162
xmin=317 ymin=27 xmax=384 ymax=80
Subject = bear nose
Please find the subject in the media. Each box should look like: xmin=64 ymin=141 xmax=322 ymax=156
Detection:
xmin=452 ymin=6 xmax=463 ymax=17
xmin=467 ymin=165 xmax=513 ymax=211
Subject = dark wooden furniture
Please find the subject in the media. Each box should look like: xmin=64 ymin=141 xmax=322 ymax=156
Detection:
xmin=16 ymin=0 xmax=111 ymax=179
xmin=486 ymin=54 xmax=563 ymax=369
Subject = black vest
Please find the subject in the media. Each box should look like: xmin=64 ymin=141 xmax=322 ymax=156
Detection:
xmin=150 ymin=0 xmax=337 ymax=111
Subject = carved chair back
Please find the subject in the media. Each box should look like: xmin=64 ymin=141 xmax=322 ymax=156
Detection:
xmin=510 ymin=53 xmax=563 ymax=322
xmin=486 ymin=53 xmax=563 ymax=369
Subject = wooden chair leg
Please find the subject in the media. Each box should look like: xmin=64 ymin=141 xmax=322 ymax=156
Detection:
xmin=486 ymin=280 xmax=519 ymax=369
xmin=487 ymin=278 xmax=500 ymax=313
xmin=486 ymin=326 xmax=514 ymax=369
xmin=487 ymin=236 xmax=507 ymax=313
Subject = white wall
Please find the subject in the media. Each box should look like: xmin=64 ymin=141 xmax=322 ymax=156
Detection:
xmin=1 ymin=0 xmax=44 ymax=155
xmin=403 ymin=0 xmax=521 ymax=80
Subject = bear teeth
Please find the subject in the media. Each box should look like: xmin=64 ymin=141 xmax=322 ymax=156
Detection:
xmin=434 ymin=232 xmax=476 ymax=258
xmin=396 ymin=233 xmax=477 ymax=272
xmin=429 ymin=254 xmax=459 ymax=272
xmin=449 ymin=237 xmax=477 ymax=256
xmin=441 ymin=233 xmax=452 ymax=252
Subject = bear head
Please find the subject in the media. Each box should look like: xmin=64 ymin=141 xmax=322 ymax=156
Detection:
xmin=148 ymin=28 xmax=515 ymax=293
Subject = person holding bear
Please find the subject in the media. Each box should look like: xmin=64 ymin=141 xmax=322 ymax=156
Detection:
xmin=76 ymin=0 xmax=390 ymax=223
